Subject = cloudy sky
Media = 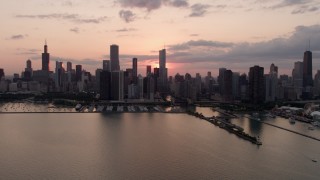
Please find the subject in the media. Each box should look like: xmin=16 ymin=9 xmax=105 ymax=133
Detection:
xmin=1 ymin=0 xmax=320 ymax=77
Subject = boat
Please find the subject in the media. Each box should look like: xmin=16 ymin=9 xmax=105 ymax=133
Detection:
xmin=265 ymin=113 xmax=276 ymax=118
xmin=312 ymin=159 xmax=317 ymax=163
xmin=289 ymin=117 xmax=296 ymax=124
xmin=311 ymin=121 xmax=320 ymax=127
xmin=256 ymin=136 xmax=262 ymax=145
xmin=252 ymin=112 xmax=259 ymax=117
xmin=308 ymin=126 xmax=314 ymax=130
xmin=75 ymin=104 xmax=82 ymax=111
xmin=88 ymin=105 xmax=95 ymax=112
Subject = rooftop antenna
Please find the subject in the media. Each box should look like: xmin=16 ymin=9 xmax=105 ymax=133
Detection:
xmin=308 ymin=39 xmax=311 ymax=51
xmin=45 ymin=39 xmax=47 ymax=46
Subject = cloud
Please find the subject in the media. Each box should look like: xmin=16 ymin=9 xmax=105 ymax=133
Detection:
xmin=292 ymin=5 xmax=319 ymax=14
xmin=70 ymin=27 xmax=79 ymax=33
xmin=267 ymin=0 xmax=320 ymax=14
xmin=169 ymin=40 xmax=234 ymax=51
xmin=119 ymin=10 xmax=136 ymax=23
xmin=190 ymin=34 xmax=199 ymax=37
xmin=15 ymin=48 xmax=40 ymax=55
xmin=117 ymin=0 xmax=163 ymax=11
xmin=169 ymin=0 xmax=189 ymax=8
xmin=117 ymin=0 xmax=189 ymax=11
xmin=62 ymin=0 xmax=73 ymax=6
xmin=271 ymin=0 xmax=311 ymax=9
xmin=166 ymin=24 xmax=320 ymax=75
xmin=115 ymin=28 xmax=137 ymax=32
xmin=15 ymin=13 xmax=108 ymax=24
xmin=8 ymin=34 xmax=27 ymax=40
xmin=189 ymin=4 xmax=211 ymax=17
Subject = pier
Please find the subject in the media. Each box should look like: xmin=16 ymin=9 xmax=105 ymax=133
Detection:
xmin=187 ymin=111 xmax=262 ymax=145
xmin=248 ymin=116 xmax=320 ymax=142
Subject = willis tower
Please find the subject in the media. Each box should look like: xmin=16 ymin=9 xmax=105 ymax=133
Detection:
xmin=42 ymin=40 xmax=50 ymax=71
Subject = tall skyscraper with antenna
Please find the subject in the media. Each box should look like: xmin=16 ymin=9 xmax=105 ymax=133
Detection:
xmin=42 ymin=40 xmax=50 ymax=71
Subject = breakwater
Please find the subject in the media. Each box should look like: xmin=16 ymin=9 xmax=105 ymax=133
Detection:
xmin=187 ymin=111 xmax=262 ymax=145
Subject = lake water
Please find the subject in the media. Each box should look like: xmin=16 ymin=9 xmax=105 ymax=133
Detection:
xmin=0 ymin=106 xmax=319 ymax=179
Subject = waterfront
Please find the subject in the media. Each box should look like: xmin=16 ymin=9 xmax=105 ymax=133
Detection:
xmin=0 ymin=107 xmax=320 ymax=179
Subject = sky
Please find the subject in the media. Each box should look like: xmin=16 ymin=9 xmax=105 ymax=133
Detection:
xmin=1 ymin=0 xmax=320 ymax=77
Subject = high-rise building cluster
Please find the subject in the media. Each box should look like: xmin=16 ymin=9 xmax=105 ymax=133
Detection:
xmin=0 ymin=42 xmax=319 ymax=103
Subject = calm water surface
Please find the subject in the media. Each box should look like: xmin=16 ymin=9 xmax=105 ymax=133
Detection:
xmin=0 ymin=107 xmax=319 ymax=179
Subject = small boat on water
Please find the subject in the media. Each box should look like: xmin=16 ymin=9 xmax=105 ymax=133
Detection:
xmin=308 ymin=126 xmax=314 ymax=130
xmin=252 ymin=112 xmax=259 ymax=117
xmin=75 ymin=104 xmax=82 ymax=111
xmin=311 ymin=121 xmax=320 ymax=127
xmin=265 ymin=113 xmax=276 ymax=118
xmin=289 ymin=117 xmax=296 ymax=124
xmin=256 ymin=136 xmax=262 ymax=145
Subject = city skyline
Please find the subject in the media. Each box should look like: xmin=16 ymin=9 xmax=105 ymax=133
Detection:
xmin=1 ymin=0 xmax=320 ymax=76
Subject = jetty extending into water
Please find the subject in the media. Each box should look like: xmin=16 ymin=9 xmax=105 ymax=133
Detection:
xmin=187 ymin=111 xmax=262 ymax=145
xmin=248 ymin=116 xmax=320 ymax=142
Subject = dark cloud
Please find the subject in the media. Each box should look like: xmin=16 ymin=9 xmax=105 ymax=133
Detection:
xmin=70 ymin=27 xmax=79 ymax=33
xmin=169 ymin=40 xmax=234 ymax=51
xmin=117 ymin=0 xmax=189 ymax=11
xmin=8 ymin=34 xmax=27 ymax=40
xmin=189 ymin=4 xmax=211 ymax=17
xmin=119 ymin=10 xmax=136 ymax=23
xmin=271 ymin=0 xmax=311 ymax=9
xmin=115 ymin=28 xmax=137 ymax=32
xmin=117 ymin=0 xmax=163 ymax=11
xmin=169 ymin=0 xmax=189 ymax=8
xmin=267 ymin=0 xmax=320 ymax=14
xmin=15 ymin=13 xmax=107 ymax=24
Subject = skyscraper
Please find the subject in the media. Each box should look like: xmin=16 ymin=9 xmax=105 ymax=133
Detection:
xmin=222 ymin=69 xmax=233 ymax=101
xmin=110 ymin=45 xmax=120 ymax=71
xmin=265 ymin=63 xmax=278 ymax=102
xmin=42 ymin=41 xmax=50 ymax=71
xmin=55 ymin=61 xmax=65 ymax=91
xmin=26 ymin=59 xmax=32 ymax=69
xmin=249 ymin=66 xmax=265 ymax=104
xmin=159 ymin=49 xmax=166 ymax=69
xmin=146 ymin=65 xmax=152 ymax=76
xmin=100 ymin=70 xmax=112 ymax=100
xmin=132 ymin=58 xmax=138 ymax=83
xmin=111 ymin=71 xmax=124 ymax=101
xmin=314 ymin=70 xmax=320 ymax=96
xmin=67 ymin=62 xmax=72 ymax=72
xmin=103 ymin=60 xmax=111 ymax=71
xmin=0 ymin=69 xmax=4 ymax=80
xmin=303 ymin=50 xmax=313 ymax=87
xmin=159 ymin=49 xmax=168 ymax=92
xmin=24 ymin=59 xmax=33 ymax=79
xmin=292 ymin=61 xmax=303 ymax=99
xmin=76 ymin=65 xmax=82 ymax=82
